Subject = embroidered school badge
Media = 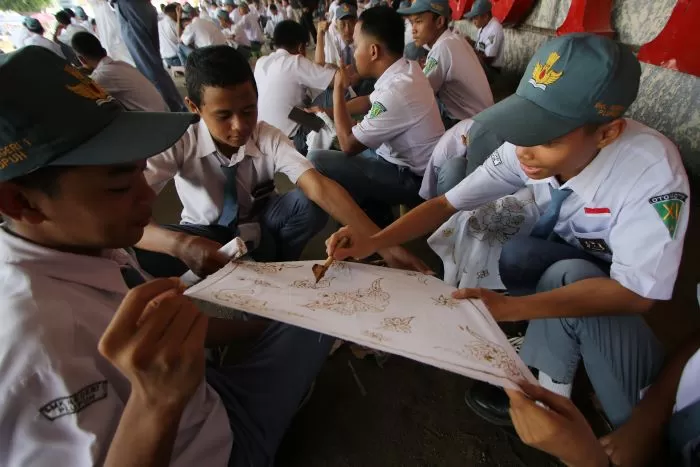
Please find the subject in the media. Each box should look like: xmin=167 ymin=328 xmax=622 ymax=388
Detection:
xmin=649 ymin=192 xmax=687 ymax=239
xmin=423 ymin=57 xmax=438 ymax=75
xmin=368 ymin=101 xmax=387 ymax=119
xmin=529 ymin=52 xmax=563 ymax=91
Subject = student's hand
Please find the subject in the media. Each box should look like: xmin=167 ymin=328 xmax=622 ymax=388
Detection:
xmin=452 ymin=287 xmax=518 ymax=322
xmin=334 ymin=64 xmax=350 ymax=90
xmin=99 ymin=278 xmax=209 ymax=413
xmin=174 ymin=235 xmax=229 ymax=278
xmin=305 ymin=105 xmax=328 ymax=116
xmin=379 ymin=246 xmax=434 ymax=275
xmin=326 ymin=225 xmax=378 ymax=261
xmin=507 ymin=382 xmax=609 ymax=467
xmin=317 ymin=20 xmax=329 ymax=35
xmin=600 ymin=416 xmax=663 ymax=467
xmin=344 ymin=64 xmax=360 ymax=86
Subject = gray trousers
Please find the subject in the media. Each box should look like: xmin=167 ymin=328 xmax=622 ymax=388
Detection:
xmin=500 ymin=235 xmax=665 ymax=427
xmin=207 ymin=321 xmax=333 ymax=466
xmin=117 ymin=0 xmax=186 ymax=112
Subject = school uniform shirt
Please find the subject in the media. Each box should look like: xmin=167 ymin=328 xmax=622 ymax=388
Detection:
xmin=286 ymin=5 xmax=294 ymax=19
xmin=57 ymin=23 xmax=90 ymax=46
xmin=91 ymin=56 xmax=169 ymax=112
xmin=254 ymin=48 xmax=336 ymax=137
xmin=145 ymin=119 xmax=314 ymax=225
xmin=230 ymin=8 xmax=243 ymax=23
xmin=352 ymin=58 xmax=445 ymax=176
xmin=23 ymin=32 xmax=66 ymax=59
xmin=235 ymin=12 xmax=265 ymax=43
xmin=222 ymin=23 xmax=251 ymax=47
xmin=327 ymin=0 xmax=340 ymax=20
xmin=476 ymin=17 xmax=505 ymax=68
xmin=419 ymin=118 xmax=474 ymax=199
xmin=0 ymin=228 xmax=232 ymax=467
xmin=403 ymin=19 xmax=413 ymax=51
xmin=423 ymin=29 xmax=493 ymax=120
xmin=158 ymin=15 xmax=180 ymax=59
xmin=323 ymin=26 xmax=354 ymax=66
xmin=181 ymin=17 xmax=228 ymax=48
xmin=445 ymin=119 xmax=690 ymax=300
xmin=264 ymin=11 xmax=285 ymax=36
xmin=10 ymin=26 xmax=31 ymax=49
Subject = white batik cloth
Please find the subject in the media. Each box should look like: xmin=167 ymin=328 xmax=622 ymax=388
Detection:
xmin=428 ymin=187 xmax=540 ymax=289
xmin=186 ymin=260 xmax=536 ymax=389
xmin=305 ymin=111 xmax=337 ymax=151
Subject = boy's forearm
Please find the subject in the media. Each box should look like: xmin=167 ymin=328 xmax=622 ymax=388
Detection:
xmin=136 ymin=223 xmax=189 ymax=258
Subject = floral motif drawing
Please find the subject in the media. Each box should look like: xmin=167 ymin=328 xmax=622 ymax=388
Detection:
xmin=378 ymin=316 xmax=415 ymax=333
xmin=362 ymin=330 xmax=388 ymax=343
xmin=212 ymin=290 xmax=269 ymax=313
xmin=476 ymin=270 xmax=490 ymax=280
xmin=234 ymin=277 xmax=280 ymax=288
xmin=290 ymin=277 xmax=334 ymax=289
xmin=457 ymin=325 xmax=524 ymax=380
xmin=406 ymin=271 xmax=429 ymax=285
xmin=303 ymin=278 xmax=389 ymax=315
xmin=467 ymin=196 xmax=529 ymax=246
xmin=432 ymin=294 xmax=460 ymax=309
xmin=441 ymin=227 xmax=455 ymax=238
xmin=235 ymin=262 xmax=303 ymax=275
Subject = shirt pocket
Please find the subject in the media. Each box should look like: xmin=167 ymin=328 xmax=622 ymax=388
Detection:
xmin=568 ymin=222 xmax=613 ymax=263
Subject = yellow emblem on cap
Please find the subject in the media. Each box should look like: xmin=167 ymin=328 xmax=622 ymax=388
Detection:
xmin=529 ymin=52 xmax=563 ymax=91
xmin=595 ymin=102 xmax=626 ymax=118
xmin=431 ymin=2 xmax=444 ymax=11
xmin=64 ymin=65 xmax=115 ymax=106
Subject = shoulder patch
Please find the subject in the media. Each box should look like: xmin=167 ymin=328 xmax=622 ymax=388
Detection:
xmin=490 ymin=149 xmax=502 ymax=166
xmin=39 ymin=380 xmax=108 ymax=421
xmin=423 ymin=57 xmax=438 ymax=75
xmin=368 ymin=101 xmax=387 ymax=119
xmin=649 ymin=192 xmax=687 ymax=239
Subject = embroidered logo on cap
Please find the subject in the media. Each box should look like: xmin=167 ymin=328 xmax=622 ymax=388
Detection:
xmin=430 ymin=2 xmax=444 ymax=12
xmin=64 ymin=65 xmax=115 ymax=106
xmin=649 ymin=192 xmax=687 ymax=239
xmin=529 ymin=52 xmax=563 ymax=91
xmin=39 ymin=380 xmax=109 ymax=421
xmin=595 ymin=102 xmax=626 ymax=118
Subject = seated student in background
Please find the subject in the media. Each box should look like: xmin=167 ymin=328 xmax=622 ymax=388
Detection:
xmin=325 ymin=34 xmax=689 ymax=430
xmin=308 ymin=6 xmax=444 ymax=227
xmin=283 ymin=0 xmax=295 ymax=20
xmin=255 ymin=20 xmax=341 ymax=155
xmin=235 ymin=2 xmax=265 ymax=55
xmin=398 ymin=0 xmax=492 ymax=129
xmin=158 ymin=3 xmax=183 ymax=67
xmin=71 ymin=32 xmax=169 ymax=112
xmin=178 ymin=4 xmax=228 ymax=63
xmin=53 ymin=9 xmax=89 ymax=46
xmin=217 ymin=9 xmax=253 ymax=60
xmin=222 ymin=0 xmax=237 ymax=17
xmin=16 ymin=17 xmax=65 ymax=59
xmin=264 ymin=4 xmax=286 ymax=37
xmin=509 ymin=329 xmax=700 ymax=467
xmin=137 ymin=46 xmax=428 ymax=278
xmin=465 ymin=0 xmax=504 ymax=77
xmin=419 ymin=120 xmax=502 ymax=199
xmin=0 ymin=46 xmax=336 ymax=467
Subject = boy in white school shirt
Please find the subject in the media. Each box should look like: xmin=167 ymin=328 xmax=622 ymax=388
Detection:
xmin=308 ymin=6 xmax=444 ymax=227
xmin=465 ymin=0 xmax=505 ymax=75
xmin=0 ymin=46 xmax=333 ymax=467
xmin=178 ymin=5 xmax=228 ymax=64
xmin=71 ymin=32 xmax=169 ymax=112
xmin=325 ymin=34 xmax=689 ymax=429
xmin=217 ymin=9 xmax=253 ymax=59
xmin=399 ymin=0 xmax=492 ymax=129
xmin=255 ymin=20 xmax=340 ymax=154
xmin=137 ymin=46 xmax=428 ymax=278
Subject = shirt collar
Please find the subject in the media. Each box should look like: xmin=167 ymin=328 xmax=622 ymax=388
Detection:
xmin=375 ymin=58 xmax=409 ymax=90
xmin=94 ymin=56 xmax=114 ymax=73
xmin=195 ymin=119 xmax=265 ymax=164
xmin=427 ymin=29 xmax=450 ymax=51
xmin=0 ymin=227 xmax=132 ymax=295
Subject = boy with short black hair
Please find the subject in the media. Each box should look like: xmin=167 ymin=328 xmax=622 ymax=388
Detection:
xmin=138 ymin=45 xmax=427 ymax=278
xmin=0 ymin=45 xmax=336 ymax=467
xmin=308 ymin=6 xmax=444 ymax=227
xmin=326 ymin=33 xmax=689 ymax=429
xmin=53 ymin=9 xmax=89 ymax=46
xmin=398 ymin=0 xmax=492 ymax=128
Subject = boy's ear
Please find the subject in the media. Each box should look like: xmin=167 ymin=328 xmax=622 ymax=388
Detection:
xmin=597 ymin=119 xmax=627 ymax=150
xmin=0 ymin=183 xmax=48 ymax=225
xmin=185 ymin=96 xmax=200 ymax=114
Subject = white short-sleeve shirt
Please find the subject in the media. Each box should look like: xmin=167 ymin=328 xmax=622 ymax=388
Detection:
xmin=23 ymin=32 xmax=66 ymax=59
xmin=181 ymin=17 xmax=228 ymax=48
xmin=0 ymin=229 xmax=232 ymax=467
xmin=158 ymin=15 xmax=180 ymax=59
xmin=323 ymin=26 xmax=354 ymax=66
xmin=445 ymin=119 xmax=690 ymax=300
xmin=235 ymin=12 xmax=264 ymax=43
xmin=423 ymin=30 xmax=493 ymax=120
xmin=91 ymin=57 xmax=169 ymax=112
xmin=476 ymin=17 xmax=505 ymax=68
xmin=254 ymin=48 xmax=336 ymax=137
xmin=57 ymin=24 xmax=91 ymax=46
xmin=419 ymin=118 xmax=474 ymax=199
xmin=145 ymin=119 xmax=314 ymax=225
xmin=352 ymin=58 xmax=445 ymax=175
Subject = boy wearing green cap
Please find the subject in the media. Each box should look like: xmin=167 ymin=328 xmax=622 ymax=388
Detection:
xmin=325 ymin=33 xmax=689 ymax=429
xmin=465 ymin=0 xmax=504 ymax=71
xmin=398 ymin=0 xmax=492 ymax=129
xmin=0 ymin=46 xmax=336 ymax=467
xmin=16 ymin=17 xmax=66 ymax=59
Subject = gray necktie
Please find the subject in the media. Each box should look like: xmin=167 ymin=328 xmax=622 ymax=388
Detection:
xmin=120 ymin=265 xmax=146 ymax=289
xmin=217 ymin=164 xmax=240 ymax=235
xmin=530 ymin=185 xmax=573 ymax=239
xmin=343 ymin=45 xmax=353 ymax=66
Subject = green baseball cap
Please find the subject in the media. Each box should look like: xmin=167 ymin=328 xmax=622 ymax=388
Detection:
xmin=464 ymin=0 xmax=491 ymax=19
xmin=0 ymin=47 xmax=196 ymax=182
xmin=397 ymin=0 xmax=451 ymax=17
xmin=473 ymin=33 xmax=641 ymax=147
xmin=23 ymin=17 xmax=42 ymax=33
xmin=465 ymin=121 xmax=503 ymax=164
xmin=336 ymin=3 xmax=357 ymax=19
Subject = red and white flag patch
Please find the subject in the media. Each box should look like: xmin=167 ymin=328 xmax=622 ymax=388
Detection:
xmin=584 ymin=207 xmax=611 ymax=216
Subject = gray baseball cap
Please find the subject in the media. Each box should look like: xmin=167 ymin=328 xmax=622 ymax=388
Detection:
xmin=464 ymin=0 xmax=491 ymax=19
xmin=473 ymin=33 xmax=641 ymax=147
xmin=397 ymin=0 xmax=451 ymax=17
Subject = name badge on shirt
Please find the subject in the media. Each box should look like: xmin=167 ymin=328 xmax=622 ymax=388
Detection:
xmin=576 ymin=237 xmax=612 ymax=255
xmin=39 ymin=380 xmax=108 ymax=421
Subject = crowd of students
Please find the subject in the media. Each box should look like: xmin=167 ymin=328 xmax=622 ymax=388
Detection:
xmin=0 ymin=0 xmax=697 ymax=466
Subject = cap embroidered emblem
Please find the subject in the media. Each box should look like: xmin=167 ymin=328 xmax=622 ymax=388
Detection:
xmin=430 ymin=3 xmax=444 ymax=11
xmin=64 ymin=65 xmax=115 ymax=106
xmin=529 ymin=52 xmax=563 ymax=91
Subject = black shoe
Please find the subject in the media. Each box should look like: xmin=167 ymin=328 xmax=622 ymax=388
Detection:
xmin=464 ymin=381 xmax=513 ymax=427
